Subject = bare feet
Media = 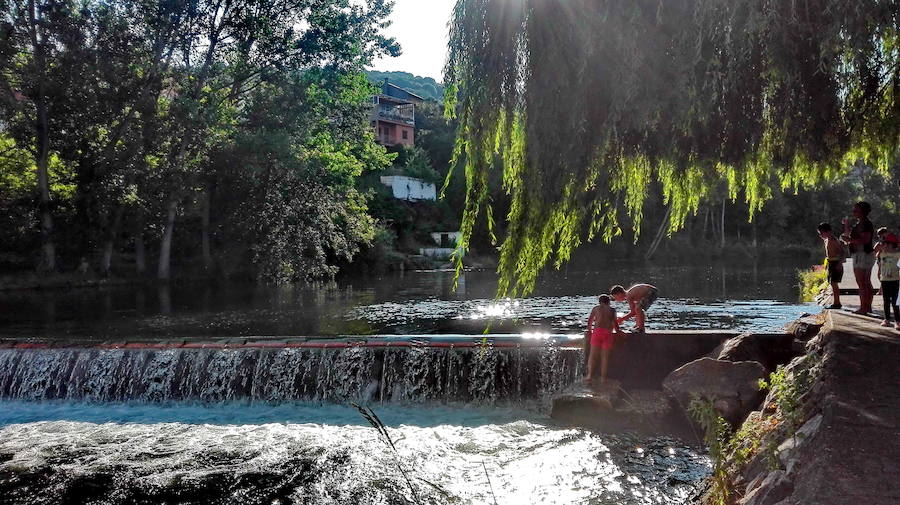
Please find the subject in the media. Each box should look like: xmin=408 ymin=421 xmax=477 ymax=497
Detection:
xmin=582 ymin=377 xmax=593 ymax=386
xmin=853 ymin=309 xmax=868 ymax=315
xmin=881 ymin=320 xmax=890 ymax=327
xmin=895 ymin=322 xmax=900 ymax=331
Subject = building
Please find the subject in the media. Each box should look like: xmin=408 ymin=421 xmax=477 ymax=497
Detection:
xmin=371 ymin=79 xmax=424 ymax=147
xmin=379 ymin=175 xmax=436 ymax=201
xmin=419 ymin=231 xmax=462 ymax=259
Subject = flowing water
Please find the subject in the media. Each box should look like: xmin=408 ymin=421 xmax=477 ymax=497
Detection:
xmin=0 ymin=263 xmax=814 ymax=504
xmin=0 ymin=403 xmax=710 ymax=505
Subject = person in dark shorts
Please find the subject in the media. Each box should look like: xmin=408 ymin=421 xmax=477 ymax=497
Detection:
xmin=841 ymin=202 xmax=875 ymax=314
xmin=818 ymin=222 xmax=844 ymax=309
xmin=611 ymin=283 xmax=658 ymax=332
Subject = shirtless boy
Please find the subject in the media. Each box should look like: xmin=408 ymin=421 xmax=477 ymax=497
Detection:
xmin=610 ymin=283 xmax=658 ymax=332
xmin=584 ymin=294 xmax=621 ymax=385
xmin=817 ymin=222 xmax=844 ymax=309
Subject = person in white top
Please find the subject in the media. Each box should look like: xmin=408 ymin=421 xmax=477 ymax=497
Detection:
xmin=874 ymin=228 xmax=900 ymax=329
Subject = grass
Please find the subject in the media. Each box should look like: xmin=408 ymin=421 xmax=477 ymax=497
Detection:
xmin=798 ymin=264 xmax=829 ymax=302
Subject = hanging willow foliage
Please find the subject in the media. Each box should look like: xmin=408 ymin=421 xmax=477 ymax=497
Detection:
xmin=444 ymin=0 xmax=899 ymax=296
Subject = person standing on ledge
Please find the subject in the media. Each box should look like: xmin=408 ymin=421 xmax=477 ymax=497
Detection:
xmin=584 ymin=294 xmax=621 ymax=386
xmin=841 ymin=201 xmax=875 ymax=314
xmin=818 ymin=222 xmax=845 ymax=309
xmin=610 ymin=283 xmax=658 ymax=332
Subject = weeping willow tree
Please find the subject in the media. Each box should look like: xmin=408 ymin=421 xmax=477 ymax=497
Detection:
xmin=444 ymin=0 xmax=899 ymax=295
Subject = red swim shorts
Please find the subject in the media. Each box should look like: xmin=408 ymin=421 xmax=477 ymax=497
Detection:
xmin=590 ymin=327 xmax=614 ymax=350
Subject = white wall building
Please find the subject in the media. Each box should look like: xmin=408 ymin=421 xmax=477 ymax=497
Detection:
xmin=380 ymin=175 xmax=436 ymax=201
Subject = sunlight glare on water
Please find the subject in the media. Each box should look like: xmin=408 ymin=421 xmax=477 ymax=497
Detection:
xmin=0 ymin=402 xmax=710 ymax=504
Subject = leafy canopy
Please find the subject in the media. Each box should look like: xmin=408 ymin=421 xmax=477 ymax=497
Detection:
xmin=445 ymin=0 xmax=899 ymax=295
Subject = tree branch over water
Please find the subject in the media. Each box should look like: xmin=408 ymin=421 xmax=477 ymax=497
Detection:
xmin=445 ymin=0 xmax=899 ymax=296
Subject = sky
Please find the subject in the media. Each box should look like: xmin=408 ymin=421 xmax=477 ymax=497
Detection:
xmin=370 ymin=0 xmax=456 ymax=81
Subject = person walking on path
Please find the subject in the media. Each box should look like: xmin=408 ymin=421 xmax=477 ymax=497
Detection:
xmin=841 ymin=202 xmax=875 ymax=314
xmin=875 ymin=229 xmax=900 ymax=329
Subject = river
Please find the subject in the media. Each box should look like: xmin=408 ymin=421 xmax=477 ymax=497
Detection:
xmin=0 ymin=262 xmax=813 ymax=504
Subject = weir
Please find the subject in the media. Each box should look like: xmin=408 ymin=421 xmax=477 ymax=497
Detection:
xmin=0 ymin=331 xmax=765 ymax=405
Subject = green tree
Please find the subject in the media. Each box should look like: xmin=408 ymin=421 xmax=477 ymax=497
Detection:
xmin=445 ymin=0 xmax=899 ymax=295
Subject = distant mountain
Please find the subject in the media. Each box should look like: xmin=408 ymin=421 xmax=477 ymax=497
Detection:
xmin=366 ymin=71 xmax=444 ymax=102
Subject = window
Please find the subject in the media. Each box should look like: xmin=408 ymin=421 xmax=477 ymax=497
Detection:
xmin=402 ymin=130 xmax=409 ymax=140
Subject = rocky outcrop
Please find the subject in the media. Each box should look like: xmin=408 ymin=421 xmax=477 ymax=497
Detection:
xmin=784 ymin=314 xmax=824 ymax=342
xmin=663 ymin=357 xmax=767 ymax=426
xmin=705 ymin=333 xmax=798 ymax=373
xmin=698 ymin=310 xmax=900 ymax=505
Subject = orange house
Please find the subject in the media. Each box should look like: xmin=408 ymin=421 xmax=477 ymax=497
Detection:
xmin=371 ymin=79 xmax=423 ymax=147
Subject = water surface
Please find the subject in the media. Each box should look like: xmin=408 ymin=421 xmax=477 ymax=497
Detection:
xmin=0 ymin=402 xmax=710 ymax=505
xmin=0 ymin=262 xmax=814 ymax=339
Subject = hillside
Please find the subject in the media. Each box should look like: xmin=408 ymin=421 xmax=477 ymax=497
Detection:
xmin=366 ymin=70 xmax=444 ymax=101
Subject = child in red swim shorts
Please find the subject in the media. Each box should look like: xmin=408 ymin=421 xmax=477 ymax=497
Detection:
xmin=583 ymin=294 xmax=623 ymax=385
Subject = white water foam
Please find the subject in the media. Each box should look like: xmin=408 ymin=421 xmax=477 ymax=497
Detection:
xmin=0 ymin=402 xmax=710 ymax=504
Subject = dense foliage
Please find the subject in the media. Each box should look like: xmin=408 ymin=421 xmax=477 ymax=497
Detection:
xmin=445 ymin=0 xmax=899 ymax=295
xmin=0 ymin=0 xmax=398 ymax=281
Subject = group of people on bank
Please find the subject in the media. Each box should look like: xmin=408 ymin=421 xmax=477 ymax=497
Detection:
xmin=581 ymin=200 xmax=900 ymax=386
xmin=817 ymin=201 xmax=900 ymax=329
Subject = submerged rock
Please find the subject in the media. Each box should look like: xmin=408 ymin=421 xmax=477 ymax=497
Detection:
xmin=550 ymin=383 xmax=688 ymax=437
xmin=663 ymin=357 xmax=767 ymax=426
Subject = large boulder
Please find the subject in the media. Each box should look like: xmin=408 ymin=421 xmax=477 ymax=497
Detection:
xmin=663 ymin=357 xmax=767 ymax=425
xmin=716 ymin=333 xmax=796 ymax=372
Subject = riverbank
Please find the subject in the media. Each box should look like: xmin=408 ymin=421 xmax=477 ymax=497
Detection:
xmin=694 ymin=309 xmax=899 ymax=505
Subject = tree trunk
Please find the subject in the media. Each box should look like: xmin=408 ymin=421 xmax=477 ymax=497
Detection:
xmin=201 ymin=188 xmax=212 ymax=271
xmin=134 ymin=214 xmax=146 ymax=274
xmin=157 ymin=199 xmax=177 ymax=279
xmin=720 ymin=199 xmax=726 ymax=250
xmin=703 ymin=208 xmax=709 ymax=241
xmin=35 ymin=99 xmax=55 ymax=272
xmin=752 ymin=220 xmax=758 ymax=249
xmin=100 ymin=205 xmax=125 ymax=277
xmin=645 ymin=206 xmax=673 ymax=260
xmin=29 ymin=0 xmax=55 ymax=273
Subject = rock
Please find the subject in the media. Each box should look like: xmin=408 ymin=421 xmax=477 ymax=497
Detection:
xmin=551 ymin=380 xmax=622 ymax=423
xmin=618 ymin=389 xmax=672 ymax=419
xmin=739 ymin=470 xmax=794 ymax=505
xmin=550 ymin=384 xmax=691 ymax=436
xmin=784 ymin=314 xmax=824 ymax=341
xmin=715 ymin=333 xmax=797 ymax=372
xmin=663 ymin=358 xmax=767 ymax=425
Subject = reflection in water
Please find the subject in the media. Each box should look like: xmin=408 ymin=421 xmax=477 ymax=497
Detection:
xmin=0 ymin=263 xmax=814 ymax=339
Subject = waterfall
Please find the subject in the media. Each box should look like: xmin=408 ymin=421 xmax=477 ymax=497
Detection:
xmin=0 ymin=343 xmax=582 ymax=405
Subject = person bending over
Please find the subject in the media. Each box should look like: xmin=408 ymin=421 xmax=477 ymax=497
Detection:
xmin=584 ymin=294 xmax=622 ymax=385
xmin=610 ymin=283 xmax=658 ymax=332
